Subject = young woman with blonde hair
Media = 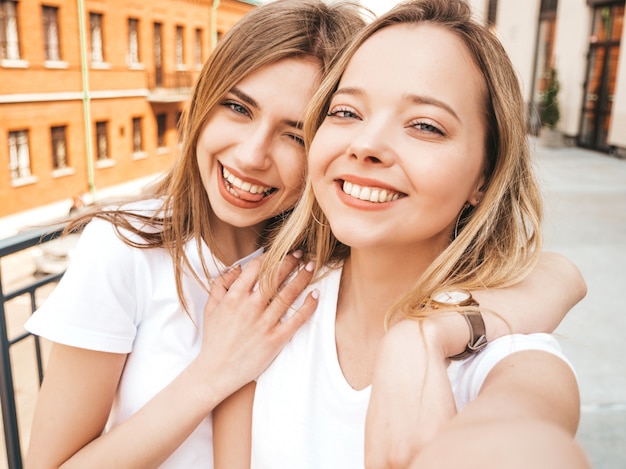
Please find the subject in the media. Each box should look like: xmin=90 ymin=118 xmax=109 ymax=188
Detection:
xmin=212 ymin=1 xmax=588 ymax=467
xmin=24 ymin=2 xmax=367 ymax=467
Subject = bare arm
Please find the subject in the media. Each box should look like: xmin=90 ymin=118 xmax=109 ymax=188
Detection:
xmin=365 ymin=251 xmax=586 ymax=468
xmin=26 ymin=254 xmax=317 ymax=469
xmin=473 ymin=251 xmax=587 ymax=340
xmin=213 ymin=383 xmax=256 ymax=469
xmin=410 ymin=350 xmax=590 ymax=469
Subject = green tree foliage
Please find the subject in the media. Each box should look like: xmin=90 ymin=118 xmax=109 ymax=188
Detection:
xmin=540 ymin=67 xmax=560 ymax=130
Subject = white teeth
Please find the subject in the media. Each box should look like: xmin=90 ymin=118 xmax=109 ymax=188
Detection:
xmin=341 ymin=181 xmax=402 ymax=203
xmin=222 ymin=167 xmax=273 ymax=195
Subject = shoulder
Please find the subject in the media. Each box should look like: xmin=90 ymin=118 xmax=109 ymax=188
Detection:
xmin=449 ymin=333 xmax=574 ymax=409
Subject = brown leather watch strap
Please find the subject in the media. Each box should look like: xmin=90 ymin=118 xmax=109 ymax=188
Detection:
xmin=449 ymin=310 xmax=488 ymax=360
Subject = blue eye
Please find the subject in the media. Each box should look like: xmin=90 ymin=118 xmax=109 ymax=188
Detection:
xmin=327 ymin=106 xmax=359 ymax=119
xmin=222 ymin=100 xmax=250 ymax=117
xmin=411 ymin=121 xmax=445 ymax=136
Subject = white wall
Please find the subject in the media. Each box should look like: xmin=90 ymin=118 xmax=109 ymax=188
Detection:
xmin=553 ymin=1 xmax=590 ymax=136
xmin=491 ymin=0 xmax=541 ymax=104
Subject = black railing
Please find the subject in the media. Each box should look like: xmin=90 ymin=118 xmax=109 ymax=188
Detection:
xmin=0 ymin=226 xmax=66 ymax=469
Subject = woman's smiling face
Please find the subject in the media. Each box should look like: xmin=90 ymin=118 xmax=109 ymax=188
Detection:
xmin=196 ymin=57 xmax=321 ymax=230
xmin=308 ymin=23 xmax=488 ymax=254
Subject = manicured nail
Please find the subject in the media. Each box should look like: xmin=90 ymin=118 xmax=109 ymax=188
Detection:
xmin=305 ymin=261 xmax=315 ymax=272
xmin=292 ymin=250 xmax=303 ymax=259
xmin=311 ymin=289 xmax=319 ymax=299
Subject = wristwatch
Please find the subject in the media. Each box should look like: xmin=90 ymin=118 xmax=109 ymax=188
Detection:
xmin=430 ymin=289 xmax=488 ymax=360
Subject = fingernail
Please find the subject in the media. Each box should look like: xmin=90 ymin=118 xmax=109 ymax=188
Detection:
xmin=311 ymin=289 xmax=319 ymax=299
xmin=292 ymin=250 xmax=303 ymax=259
xmin=305 ymin=261 xmax=315 ymax=272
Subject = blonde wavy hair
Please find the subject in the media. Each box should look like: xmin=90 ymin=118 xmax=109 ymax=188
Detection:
xmin=262 ymin=0 xmax=543 ymax=325
xmin=66 ymin=0 xmax=368 ymax=312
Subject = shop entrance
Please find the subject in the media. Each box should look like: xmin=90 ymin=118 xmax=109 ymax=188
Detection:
xmin=579 ymin=3 xmax=624 ymax=152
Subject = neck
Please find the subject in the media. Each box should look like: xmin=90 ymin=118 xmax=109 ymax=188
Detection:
xmin=208 ymin=212 xmax=267 ymax=266
xmin=333 ymin=245 xmax=438 ymax=390
xmin=339 ymin=246 xmax=436 ymax=327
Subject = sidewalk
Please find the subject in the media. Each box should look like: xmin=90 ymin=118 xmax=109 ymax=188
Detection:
xmin=532 ymin=137 xmax=626 ymax=469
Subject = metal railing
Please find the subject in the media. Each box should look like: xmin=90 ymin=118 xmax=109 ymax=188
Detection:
xmin=0 ymin=226 xmax=66 ymax=469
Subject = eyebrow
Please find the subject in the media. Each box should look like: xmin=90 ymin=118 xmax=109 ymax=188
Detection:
xmin=229 ymin=86 xmax=303 ymax=130
xmin=333 ymin=86 xmax=460 ymax=123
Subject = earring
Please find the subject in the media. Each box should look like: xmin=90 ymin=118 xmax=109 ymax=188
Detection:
xmin=454 ymin=202 xmax=471 ymax=240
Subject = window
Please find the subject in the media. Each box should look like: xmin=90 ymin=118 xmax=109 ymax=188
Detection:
xmin=194 ymin=28 xmax=202 ymax=66
xmin=42 ymin=5 xmax=60 ymax=61
xmin=8 ymin=130 xmax=31 ymax=180
xmin=154 ymin=22 xmax=162 ymax=86
xmin=175 ymin=25 xmax=184 ymax=67
xmin=132 ymin=117 xmax=143 ymax=153
xmin=128 ymin=18 xmax=139 ymax=65
xmin=90 ymin=12 xmax=104 ymax=63
xmin=51 ymin=126 xmax=68 ymax=170
xmin=0 ymin=0 xmax=20 ymax=60
xmin=95 ymin=121 xmax=109 ymax=160
xmin=156 ymin=113 xmax=166 ymax=147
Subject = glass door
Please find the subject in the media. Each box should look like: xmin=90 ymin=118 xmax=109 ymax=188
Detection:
xmin=579 ymin=4 xmax=624 ymax=151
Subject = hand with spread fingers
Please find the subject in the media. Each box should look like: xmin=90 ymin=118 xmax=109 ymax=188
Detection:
xmin=199 ymin=252 xmax=318 ymax=396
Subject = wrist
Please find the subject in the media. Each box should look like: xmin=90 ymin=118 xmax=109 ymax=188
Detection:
xmin=422 ymin=313 xmax=472 ymax=358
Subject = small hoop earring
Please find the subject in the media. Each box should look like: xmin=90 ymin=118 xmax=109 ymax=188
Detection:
xmin=454 ymin=202 xmax=471 ymax=240
xmin=312 ymin=210 xmax=328 ymax=227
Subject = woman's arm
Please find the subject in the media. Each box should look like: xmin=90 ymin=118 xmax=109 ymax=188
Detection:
xmin=365 ymin=251 xmax=586 ymax=468
xmin=26 ymin=254 xmax=317 ymax=468
xmin=409 ymin=350 xmax=590 ymax=468
xmin=213 ymin=383 xmax=256 ymax=469
xmin=473 ymin=251 xmax=587 ymax=340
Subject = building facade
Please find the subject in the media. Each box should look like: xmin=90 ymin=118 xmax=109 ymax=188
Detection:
xmin=0 ymin=0 xmax=257 ymax=218
xmin=468 ymin=0 xmax=625 ymax=154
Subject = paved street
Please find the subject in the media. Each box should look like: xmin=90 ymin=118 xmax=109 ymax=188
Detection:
xmin=533 ymin=137 xmax=626 ymax=469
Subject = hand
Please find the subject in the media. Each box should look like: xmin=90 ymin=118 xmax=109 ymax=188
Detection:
xmin=365 ymin=318 xmax=457 ymax=469
xmin=197 ymin=252 xmax=318 ymax=400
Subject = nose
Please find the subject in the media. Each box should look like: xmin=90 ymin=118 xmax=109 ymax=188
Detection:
xmin=233 ymin=124 xmax=273 ymax=171
xmin=348 ymin=117 xmax=395 ymax=166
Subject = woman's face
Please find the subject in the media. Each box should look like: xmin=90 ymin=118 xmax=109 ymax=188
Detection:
xmin=309 ymin=23 xmax=487 ymax=254
xmin=197 ymin=57 xmax=321 ymax=230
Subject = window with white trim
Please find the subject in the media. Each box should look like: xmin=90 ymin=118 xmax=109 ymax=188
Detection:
xmin=90 ymin=12 xmax=104 ymax=63
xmin=51 ymin=126 xmax=68 ymax=170
xmin=128 ymin=18 xmax=139 ymax=65
xmin=8 ymin=130 xmax=31 ymax=180
xmin=132 ymin=117 xmax=143 ymax=153
xmin=0 ymin=0 xmax=20 ymax=60
xmin=42 ymin=5 xmax=60 ymax=61
xmin=156 ymin=113 xmax=166 ymax=147
xmin=96 ymin=121 xmax=109 ymax=160
xmin=175 ymin=25 xmax=184 ymax=67
xmin=194 ymin=28 xmax=202 ymax=66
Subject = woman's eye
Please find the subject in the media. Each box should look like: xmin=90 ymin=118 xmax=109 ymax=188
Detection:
xmin=222 ymin=100 xmax=249 ymax=117
xmin=326 ymin=106 xmax=358 ymax=119
xmin=287 ymin=134 xmax=305 ymax=147
xmin=411 ymin=121 xmax=444 ymax=136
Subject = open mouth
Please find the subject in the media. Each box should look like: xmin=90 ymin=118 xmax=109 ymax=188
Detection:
xmin=221 ymin=165 xmax=277 ymax=202
xmin=341 ymin=180 xmax=405 ymax=203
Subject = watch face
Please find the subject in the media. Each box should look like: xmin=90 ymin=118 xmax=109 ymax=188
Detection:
xmin=432 ymin=290 xmax=471 ymax=305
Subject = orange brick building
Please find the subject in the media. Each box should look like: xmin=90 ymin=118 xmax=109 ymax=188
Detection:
xmin=0 ymin=0 xmax=257 ymax=218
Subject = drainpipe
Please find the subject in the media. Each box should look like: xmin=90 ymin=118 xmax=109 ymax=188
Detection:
xmin=211 ymin=0 xmax=220 ymax=50
xmin=77 ymin=0 xmax=96 ymax=200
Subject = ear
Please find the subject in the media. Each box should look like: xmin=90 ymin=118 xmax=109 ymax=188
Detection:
xmin=469 ymin=176 xmax=486 ymax=207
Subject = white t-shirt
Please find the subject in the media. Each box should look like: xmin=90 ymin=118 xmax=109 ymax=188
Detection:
xmin=26 ymin=199 xmax=261 ymax=469
xmin=251 ymin=266 xmax=574 ymax=469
